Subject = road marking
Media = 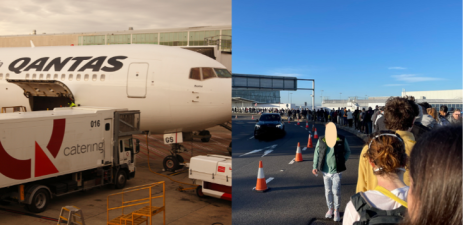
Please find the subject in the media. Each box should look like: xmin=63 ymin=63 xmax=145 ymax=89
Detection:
xmin=300 ymin=126 xmax=303 ymax=128
xmin=261 ymin=150 xmax=273 ymax=157
xmin=289 ymin=158 xmax=295 ymax=164
xmin=249 ymin=136 xmax=254 ymax=139
xmin=302 ymin=147 xmax=307 ymax=151
xmin=239 ymin=149 xmax=263 ymax=157
xmin=252 ymin=177 xmax=275 ymax=190
xmin=239 ymin=144 xmax=278 ymax=157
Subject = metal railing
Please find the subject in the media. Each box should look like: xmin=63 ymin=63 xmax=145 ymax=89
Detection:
xmin=107 ymin=181 xmax=166 ymax=225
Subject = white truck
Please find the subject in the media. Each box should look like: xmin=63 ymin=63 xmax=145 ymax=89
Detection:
xmin=189 ymin=155 xmax=231 ymax=201
xmin=0 ymin=107 xmax=142 ymax=212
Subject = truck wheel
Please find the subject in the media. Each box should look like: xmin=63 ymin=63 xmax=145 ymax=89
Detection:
xmin=163 ymin=155 xmax=179 ymax=172
xmin=115 ymin=170 xmax=127 ymax=189
xmin=176 ymin=155 xmax=184 ymax=169
xmin=196 ymin=186 xmax=206 ymax=198
xmin=26 ymin=189 xmax=49 ymax=213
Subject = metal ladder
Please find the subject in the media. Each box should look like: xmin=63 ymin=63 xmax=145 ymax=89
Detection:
xmin=57 ymin=206 xmax=86 ymax=225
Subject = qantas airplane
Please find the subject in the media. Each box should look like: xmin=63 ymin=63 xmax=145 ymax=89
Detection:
xmin=0 ymin=44 xmax=231 ymax=137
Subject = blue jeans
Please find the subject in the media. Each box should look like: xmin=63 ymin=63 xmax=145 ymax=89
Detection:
xmin=323 ymin=173 xmax=342 ymax=210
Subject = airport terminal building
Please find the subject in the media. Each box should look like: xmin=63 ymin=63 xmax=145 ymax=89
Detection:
xmin=322 ymin=89 xmax=463 ymax=111
xmin=0 ymin=25 xmax=232 ymax=71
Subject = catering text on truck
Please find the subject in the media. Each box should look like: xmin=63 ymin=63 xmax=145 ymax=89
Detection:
xmin=0 ymin=107 xmax=142 ymax=213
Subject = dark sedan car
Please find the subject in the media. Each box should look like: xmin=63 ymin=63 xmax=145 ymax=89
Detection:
xmin=254 ymin=113 xmax=285 ymax=139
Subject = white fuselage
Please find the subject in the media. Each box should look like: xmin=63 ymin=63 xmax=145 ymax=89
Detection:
xmin=0 ymin=45 xmax=231 ymax=134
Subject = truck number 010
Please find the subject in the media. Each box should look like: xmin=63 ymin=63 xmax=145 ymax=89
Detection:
xmin=91 ymin=120 xmax=101 ymax=127
xmin=165 ymin=137 xmax=175 ymax=143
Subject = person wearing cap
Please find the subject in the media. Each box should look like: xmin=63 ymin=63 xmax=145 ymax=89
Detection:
xmin=357 ymin=96 xmax=418 ymax=193
xmin=312 ymin=122 xmax=351 ymax=222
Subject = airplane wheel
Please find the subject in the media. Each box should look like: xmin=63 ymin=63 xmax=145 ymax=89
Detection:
xmin=177 ymin=155 xmax=184 ymax=169
xmin=163 ymin=155 xmax=179 ymax=172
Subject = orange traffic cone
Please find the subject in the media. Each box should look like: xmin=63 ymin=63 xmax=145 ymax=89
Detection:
xmin=255 ymin=161 xmax=269 ymax=192
xmin=314 ymin=128 xmax=319 ymax=139
xmin=297 ymin=119 xmax=300 ymax=125
xmin=235 ymin=115 xmax=238 ymax=119
xmin=295 ymin=142 xmax=303 ymax=162
xmin=305 ymin=121 xmax=309 ymax=128
xmin=288 ymin=117 xmax=291 ymax=123
xmin=252 ymin=115 xmax=254 ymax=119
xmin=307 ymin=134 xmax=313 ymax=148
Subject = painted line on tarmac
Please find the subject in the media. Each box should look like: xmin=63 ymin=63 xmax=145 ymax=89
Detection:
xmin=289 ymin=158 xmax=295 ymax=164
xmin=239 ymin=149 xmax=263 ymax=157
xmin=261 ymin=150 xmax=273 ymax=157
xmin=302 ymin=147 xmax=307 ymax=151
xmin=252 ymin=177 xmax=275 ymax=190
xmin=249 ymin=136 xmax=254 ymax=139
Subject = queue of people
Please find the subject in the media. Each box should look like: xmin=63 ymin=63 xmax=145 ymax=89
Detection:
xmin=312 ymin=96 xmax=462 ymax=224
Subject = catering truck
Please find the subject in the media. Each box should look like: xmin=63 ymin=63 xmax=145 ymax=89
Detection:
xmin=0 ymin=107 xmax=142 ymax=213
xmin=189 ymin=155 xmax=231 ymax=201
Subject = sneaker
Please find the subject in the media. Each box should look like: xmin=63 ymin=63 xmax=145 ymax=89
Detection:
xmin=325 ymin=209 xmax=333 ymax=218
xmin=333 ymin=210 xmax=340 ymax=222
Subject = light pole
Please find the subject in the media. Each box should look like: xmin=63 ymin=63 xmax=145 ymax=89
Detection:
xmin=321 ymin=90 xmax=324 ymax=105
xmin=290 ymin=93 xmax=293 ymax=108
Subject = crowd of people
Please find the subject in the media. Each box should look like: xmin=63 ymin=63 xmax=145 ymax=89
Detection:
xmin=311 ymin=96 xmax=461 ymax=224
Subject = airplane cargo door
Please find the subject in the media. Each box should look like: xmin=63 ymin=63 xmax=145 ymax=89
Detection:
xmin=127 ymin=63 xmax=149 ymax=98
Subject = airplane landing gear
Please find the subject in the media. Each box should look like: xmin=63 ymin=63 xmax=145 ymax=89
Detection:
xmin=162 ymin=143 xmax=187 ymax=172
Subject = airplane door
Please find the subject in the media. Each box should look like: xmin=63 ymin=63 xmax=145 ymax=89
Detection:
xmin=127 ymin=63 xmax=149 ymax=98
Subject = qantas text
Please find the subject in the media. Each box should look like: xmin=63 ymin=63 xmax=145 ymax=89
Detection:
xmin=8 ymin=56 xmax=128 ymax=74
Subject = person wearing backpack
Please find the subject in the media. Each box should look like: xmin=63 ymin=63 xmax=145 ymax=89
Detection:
xmin=343 ymin=130 xmax=409 ymax=225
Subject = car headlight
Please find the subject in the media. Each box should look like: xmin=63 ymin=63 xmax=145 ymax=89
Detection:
xmin=276 ymin=125 xmax=282 ymax=128
xmin=255 ymin=125 xmax=260 ymax=129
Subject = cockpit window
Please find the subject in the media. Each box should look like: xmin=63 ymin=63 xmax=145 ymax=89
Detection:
xmin=214 ymin=68 xmax=232 ymax=78
xmin=202 ymin=68 xmax=216 ymax=80
xmin=190 ymin=68 xmax=201 ymax=80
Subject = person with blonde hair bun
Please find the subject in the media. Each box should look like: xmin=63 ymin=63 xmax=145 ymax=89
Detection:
xmin=343 ymin=130 xmax=409 ymax=225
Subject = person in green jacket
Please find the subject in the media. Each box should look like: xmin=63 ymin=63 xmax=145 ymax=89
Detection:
xmin=312 ymin=122 xmax=351 ymax=222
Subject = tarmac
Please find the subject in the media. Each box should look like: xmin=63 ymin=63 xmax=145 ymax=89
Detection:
xmin=232 ymin=113 xmax=366 ymax=225
xmin=0 ymin=126 xmax=231 ymax=225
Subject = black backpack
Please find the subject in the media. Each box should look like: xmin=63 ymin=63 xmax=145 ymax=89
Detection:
xmin=351 ymin=192 xmax=407 ymax=225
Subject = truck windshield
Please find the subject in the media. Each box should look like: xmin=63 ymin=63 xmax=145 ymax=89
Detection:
xmin=259 ymin=115 xmax=280 ymax=121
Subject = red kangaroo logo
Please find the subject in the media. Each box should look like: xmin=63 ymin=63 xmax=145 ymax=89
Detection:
xmin=0 ymin=119 xmax=66 ymax=179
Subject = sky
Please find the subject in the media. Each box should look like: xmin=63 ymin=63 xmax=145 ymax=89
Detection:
xmin=233 ymin=0 xmax=462 ymax=107
xmin=0 ymin=0 xmax=231 ymax=35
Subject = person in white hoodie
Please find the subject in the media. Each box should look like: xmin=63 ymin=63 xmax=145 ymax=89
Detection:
xmin=343 ymin=131 xmax=408 ymax=225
